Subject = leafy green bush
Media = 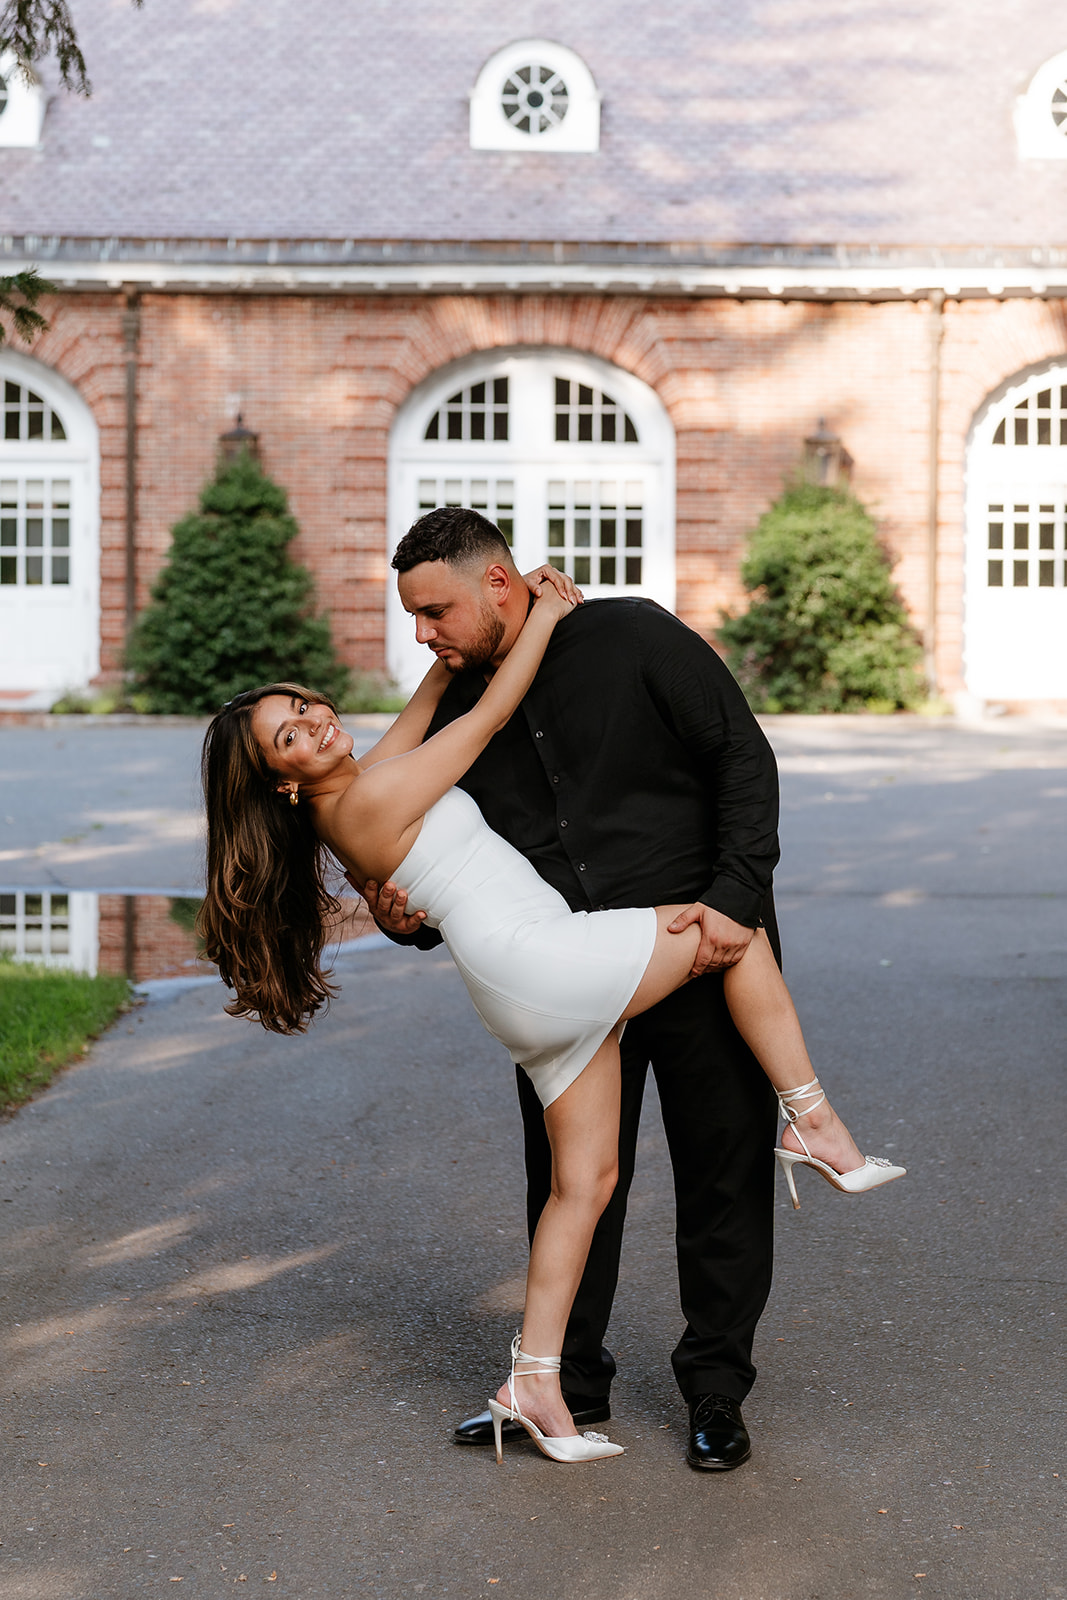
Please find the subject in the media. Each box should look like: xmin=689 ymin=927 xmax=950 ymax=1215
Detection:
xmin=126 ymin=452 xmax=349 ymax=714
xmin=718 ymin=483 xmax=925 ymax=713
xmin=339 ymin=671 xmax=408 ymax=714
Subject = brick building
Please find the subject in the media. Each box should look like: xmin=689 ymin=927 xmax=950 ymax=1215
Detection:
xmin=3 ymin=0 xmax=1067 ymax=706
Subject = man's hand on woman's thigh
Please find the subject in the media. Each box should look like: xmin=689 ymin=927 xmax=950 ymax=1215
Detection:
xmin=666 ymin=903 xmax=754 ymax=976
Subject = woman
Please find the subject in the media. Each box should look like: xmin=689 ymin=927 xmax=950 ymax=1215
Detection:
xmin=200 ymin=578 xmax=904 ymax=1465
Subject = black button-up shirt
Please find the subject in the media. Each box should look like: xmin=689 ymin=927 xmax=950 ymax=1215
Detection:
xmin=414 ymin=598 xmax=779 ymax=935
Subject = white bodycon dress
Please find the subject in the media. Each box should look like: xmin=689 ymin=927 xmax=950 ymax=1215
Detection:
xmin=391 ymin=787 xmax=658 ymax=1108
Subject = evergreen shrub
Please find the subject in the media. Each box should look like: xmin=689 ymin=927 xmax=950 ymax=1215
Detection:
xmin=127 ymin=452 xmax=349 ymax=714
xmin=718 ymin=483 xmax=925 ymax=713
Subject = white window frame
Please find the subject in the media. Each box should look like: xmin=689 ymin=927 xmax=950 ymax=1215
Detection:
xmin=387 ymin=348 xmax=675 ymax=693
xmin=964 ymin=361 xmax=1067 ymax=699
xmin=469 ymin=39 xmax=600 ymax=153
xmin=0 ymin=53 xmax=45 ymax=147
xmin=1015 ymin=49 xmax=1067 ymax=159
xmin=0 ymin=350 xmax=101 ymax=692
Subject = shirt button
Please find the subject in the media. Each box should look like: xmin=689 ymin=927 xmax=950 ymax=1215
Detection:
xmin=534 ymin=730 xmax=544 ymax=739
xmin=578 ymin=863 xmax=586 ymax=871
xmin=552 ymin=775 xmax=559 ymax=785
xmin=560 ymin=819 xmax=568 ymax=828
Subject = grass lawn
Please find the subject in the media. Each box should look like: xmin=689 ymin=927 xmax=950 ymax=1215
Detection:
xmin=0 ymin=959 xmax=131 ymax=1112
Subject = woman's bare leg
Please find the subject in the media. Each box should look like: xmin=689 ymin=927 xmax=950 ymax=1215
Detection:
xmin=493 ymin=1032 xmax=621 ymax=1439
xmin=721 ymin=930 xmax=865 ymax=1174
xmin=624 ymin=911 xmax=866 ymax=1175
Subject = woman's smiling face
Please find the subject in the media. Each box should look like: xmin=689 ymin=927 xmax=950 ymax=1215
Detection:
xmin=251 ymin=693 xmax=354 ymax=784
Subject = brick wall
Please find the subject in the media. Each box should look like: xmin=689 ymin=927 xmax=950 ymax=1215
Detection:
xmin=95 ymin=892 xmax=376 ymax=982
xmin=21 ymin=288 xmax=1067 ymax=696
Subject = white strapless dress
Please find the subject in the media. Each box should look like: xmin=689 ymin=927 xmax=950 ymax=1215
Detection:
xmin=391 ymin=788 xmax=658 ymax=1107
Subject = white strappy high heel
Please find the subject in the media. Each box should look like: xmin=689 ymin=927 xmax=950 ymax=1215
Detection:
xmin=487 ymin=1335 xmax=624 ymax=1464
xmin=775 ymin=1078 xmax=907 ymax=1210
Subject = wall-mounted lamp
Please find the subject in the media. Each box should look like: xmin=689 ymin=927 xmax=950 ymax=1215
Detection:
xmin=218 ymin=414 xmax=260 ymax=463
xmin=803 ymin=418 xmax=853 ymax=486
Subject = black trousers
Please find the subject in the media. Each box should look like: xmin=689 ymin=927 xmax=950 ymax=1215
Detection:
xmin=516 ymin=905 xmax=780 ymax=1407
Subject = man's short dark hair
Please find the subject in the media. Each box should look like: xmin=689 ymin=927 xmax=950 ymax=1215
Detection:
xmin=392 ymin=506 xmax=513 ymax=573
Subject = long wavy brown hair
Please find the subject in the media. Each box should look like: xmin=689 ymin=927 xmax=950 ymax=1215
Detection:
xmin=198 ymin=682 xmax=343 ymax=1032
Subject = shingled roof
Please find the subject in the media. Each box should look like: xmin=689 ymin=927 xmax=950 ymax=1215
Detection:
xmin=2 ymin=0 xmax=1066 ymax=252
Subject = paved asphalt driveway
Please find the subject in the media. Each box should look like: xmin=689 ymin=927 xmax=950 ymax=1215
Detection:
xmin=0 ymin=715 xmax=1064 ymax=1598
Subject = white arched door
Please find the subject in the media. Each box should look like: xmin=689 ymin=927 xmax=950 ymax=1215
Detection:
xmin=387 ymin=349 xmax=675 ymax=691
xmin=966 ymin=367 xmax=1067 ymax=699
xmin=0 ymin=351 xmax=100 ymax=692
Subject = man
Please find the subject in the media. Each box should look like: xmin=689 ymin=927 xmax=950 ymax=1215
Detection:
xmin=365 ymin=505 xmax=781 ymax=1471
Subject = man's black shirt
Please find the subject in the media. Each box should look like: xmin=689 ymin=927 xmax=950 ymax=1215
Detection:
xmin=414 ymin=598 xmax=779 ymax=933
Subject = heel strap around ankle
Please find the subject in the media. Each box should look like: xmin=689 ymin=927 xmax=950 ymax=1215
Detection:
xmin=777 ymin=1078 xmax=825 ymax=1161
xmin=509 ymin=1331 xmax=561 ymax=1378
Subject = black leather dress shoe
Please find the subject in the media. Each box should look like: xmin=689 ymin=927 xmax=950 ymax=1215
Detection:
xmin=685 ymin=1393 xmax=752 ymax=1471
xmin=453 ymin=1397 xmax=611 ymax=1446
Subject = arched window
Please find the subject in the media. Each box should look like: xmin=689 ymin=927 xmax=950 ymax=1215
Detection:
xmin=965 ymin=362 xmax=1067 ymax=698
xmin=1015 ymin=50 xmax=1067 ymax=159
xmin=0 ymin=352 xmax=100 ymax=693
xmin=0 ymin=53 xmax=45 ymax=147
xmin=469 ymin=40 xmax=600 ymax=153
xmin=387 ymin=350 xmax=674 ymax=691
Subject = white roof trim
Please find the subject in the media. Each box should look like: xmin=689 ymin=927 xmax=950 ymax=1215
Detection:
xmin=15 ymin=257 xmax=1067 ymax=299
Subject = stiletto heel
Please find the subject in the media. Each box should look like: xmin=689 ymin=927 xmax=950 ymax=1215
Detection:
xmin=775 ymin=1078 xmax=906 ymax=1210
xmin=487 ymin=1335 xmax=623 ymax=1464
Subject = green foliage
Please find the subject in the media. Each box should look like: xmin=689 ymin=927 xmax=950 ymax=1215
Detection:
xmin=0 ymin=0 xmax=144 ymax=96
xmin=339 ymin=670 xmax=407 ymax=714
xmin=0 ymin=956 xmax=130 ymax=1110
xmin=126 ymin=451 xmax=349 ymax=715
xmin=719 ymin=483 xmax=925 ymax=714
xmin=0 ymin=266 xmax=53 ymax=347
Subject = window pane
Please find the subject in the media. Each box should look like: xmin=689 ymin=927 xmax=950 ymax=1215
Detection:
xmin=574 ymin=556 xmax=591 ymax=584
xmin=51 ymin=413 xmax=66 ymax=441
xmin=4 ymin=412 xmax=19 ymax=441
xmin=0 ymin=519 xmax=15 ymax=546
xmin=599 ymin=518 xmax=616 ymax=547
xmin=1038 ymin=560 xmax=1054 ymax=586
xmin=1014 ymin=417 xmax=1028 ymax=445
xmin=424 ymin=413 xmax=440 ymax=440
xmin=626 ymin=518 xmax=642 ymax=547
xmin=1013 ymin=560 xmax=1028 ymax=586
xmin=1039 ymin=523 xmax=1054 ymax=549
xmin=993 ymin=418 xmax=1006 ymax=444
xmin=599 ymin=556 xmax=616 ymax=584
xmin=26 ymin=519 xmax=43 ymax=547
xmin=574 ymin=518 xmax=590 ymax=547
xmin=988 ymin=522 xmax=1003 ymax=549
xmin=51 ymin=555 xmax=70 ymax=584
xmin=1038 ymin=417 xmax=1051 ymax=445
xmin=1014 ymin=523 xmax=1028 ymax=548
xmin=493 ymin=412 xmax=509 ymax=441
xmin=25 ymin=556 xmax=43 ymax=584
xmin=555 ymin=414 xmax=569 ymax=442
xmin=0 ymin=556 xmax=16 ymax=584
xmin=625 ymin=556 xmax=642 ymax=584
xmin=987 ymin=559 xmax=1003 ymax=586
xmin=547 ymin=519 xmax=565 ymax=547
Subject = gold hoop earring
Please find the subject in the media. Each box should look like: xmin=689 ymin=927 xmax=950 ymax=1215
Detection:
xmin=289 ymin=786 xmax=299 ymax=807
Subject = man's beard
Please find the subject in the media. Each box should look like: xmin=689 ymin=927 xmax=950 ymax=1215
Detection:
xmin=442 ymin=608 xmax=506 ymax=674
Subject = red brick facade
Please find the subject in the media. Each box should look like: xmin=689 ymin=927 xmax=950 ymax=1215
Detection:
xmin=21 ymin=288 xmax=1067 ymax=697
